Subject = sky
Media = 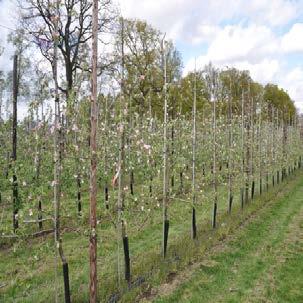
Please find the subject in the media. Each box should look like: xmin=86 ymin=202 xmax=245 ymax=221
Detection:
xmin=119 ymin=0 xmax=303 ymax=112
xmin=0 ymin=0 xmax=303 ymax=114
xmin=0 ymin=0 xmax=16 ymax=72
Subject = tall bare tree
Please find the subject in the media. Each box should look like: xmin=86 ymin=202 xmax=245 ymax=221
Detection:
xmin=20 ymin=0 xmax=116 ymax=98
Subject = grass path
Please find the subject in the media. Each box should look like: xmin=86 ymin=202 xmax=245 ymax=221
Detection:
xmin=153 ymin=174 xmax=303 ymax=303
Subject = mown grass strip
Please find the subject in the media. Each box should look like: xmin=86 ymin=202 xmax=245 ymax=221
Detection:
xmin=154 ymin=172 xmax=303 ymax=303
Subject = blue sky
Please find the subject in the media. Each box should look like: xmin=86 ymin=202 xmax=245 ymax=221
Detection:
xmin=1 ymin=0 xmax=303 ymax=113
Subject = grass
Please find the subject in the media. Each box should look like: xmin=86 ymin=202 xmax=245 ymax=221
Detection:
xmin=154 ymin=170 xmax=303 ymax=303
xmin=0 ymin=167 xmax=301 ymax=302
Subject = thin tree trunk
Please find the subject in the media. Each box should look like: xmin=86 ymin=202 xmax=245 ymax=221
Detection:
xmin=212 ymin=85 xmax=217 ymax=229
xmin=191 ymin=61 xmax=197 ymax=239
xmin=271 ymin=107 xmax=275 ymax=187
xmin=227 ymin=77 xmax=233 ymax=213
xmin=117 ymin=18 xmax=131 ymax=284
xmin=240 ymin=90 xmax=245 ymax=209
xmin=276 ymin=110 xmax=280 ymax=184
xmin=0 ymin=90 xmax=3 ymax=120
xmin=53 ymin=2 xmax=71 ymax=302
xmin=38 ymin=198 xmax=42 ymax=230
xmin=34 ymin=105 xmax=41 ymax=181
xmin=148 ymin=92 xmax=154 ymax=197
xmin=244 ymin=91 xmax=250 ymax=204
xmin=128 ymin=96 xmax=134 ymax=197
xmin=170 ymin=99 xmax=175 ymax=191
xmin=258 ymin=100 xmax=262 ymax=195
xmin=282 ymin=110 xmax=288 ymax=181
xmin=162 ymin=35 xmax=169 ymax=258
xmin=265 ymin=105 xmax=269 ymax=191
xmin=12 ymin=54 xmax=19 ymax=232
xmin=77 ymin=172 xmax=82 ymax=215
xmin=250 ymin=92 xmax=255 ymax=200
xmin=104 ymin=97 xmax=109 ymax=209
xmin=89 ymin=0 xmax=98 ymax=301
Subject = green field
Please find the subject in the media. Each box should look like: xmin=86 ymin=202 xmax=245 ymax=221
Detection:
xmin=1 ymin=169 xmax=302 ymax=302
xmin=153 ymin=172 xmax=303 ymax=303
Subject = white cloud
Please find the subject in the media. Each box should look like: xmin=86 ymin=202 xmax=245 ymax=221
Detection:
xmin=281 ymin=67 xmax=303 ymax=106
xmin=118 ymin=0 xmax=301 ymax=43
xmin=190 ymin=25 xmax=220 ymax=45
xmin=281 ymin=23 xmax=303 ymax=53
xmin=207 ymin=24 xmax=278 ymax=62
xmin=183 ymin=23 xmax=280 ymax=79
xmin=233 ymin=59 xmax=280 ymax=83
xmin=184 ymin=56 xmax=280 ymax=83
xmin=246 ymin=0 xmax=300 ymax=26
xmin=184 ymin=21 xmax=303 ymax=71
xmin=118 ymin=0 xmax=193 ymax=40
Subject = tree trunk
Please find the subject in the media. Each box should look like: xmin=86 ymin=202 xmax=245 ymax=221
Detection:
xmin=52 ymin=3 xmax=71 ymax=303
xmin=191 ymin=63 xmax=197 ymax=238
xmin=227 ymin=78 xmax=233 ymax=213
xmin=12 ymin=54 xmax=19 ymax=232
xmin=240 ymin=90 xmax=245 ymax=209
xmin=89 ymin=0 xmax=98 ymax=301
xmin=162 ymin=36 xmax=169 ymax=257
xmin=212 ymin=87 xmax=217 ymax=229
xmin=117 ymin=18 xmax=131 ymax=285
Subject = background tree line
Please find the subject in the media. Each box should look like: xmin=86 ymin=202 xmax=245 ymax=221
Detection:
xmin=0 ymin=1 xmax=296 ymax=124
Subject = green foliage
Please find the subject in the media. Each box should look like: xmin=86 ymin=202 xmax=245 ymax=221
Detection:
xmin=178 ymin=72 xmax=208 ymax=115
xmin=264 ymin=84 xmax=296 ymax=120
xmin=114 ymin=18 xmax=183 ymax=116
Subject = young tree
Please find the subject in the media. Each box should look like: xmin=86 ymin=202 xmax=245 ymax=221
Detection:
xmin=241 ymin=89 xmax=245 ymax=208
xmin=0 ymin=46 xmax=4 ymax=120
xmin=191 ymin=61 xmax=197 ymax=238
xmin=116 ymin=17 xmax=131 ymax=285
xmin=52 ymin=2 xmax=70 ymax=302
xmin=89 ymin=0 xmax=98 ymax=301
xmin=211 ymin=75 xmax=218 ymax=228
xmin=162 ymin=36 xmax=169 ymax=258
xmin=204 ymin=64 xmax=219 ymax=228
xmin=227 ymin=76 xmax=233 ymax=213
xmin=258 ymin=98 xmax=263 ymax=195
xmin=12 ymin=55 xmax=19 ymax=232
